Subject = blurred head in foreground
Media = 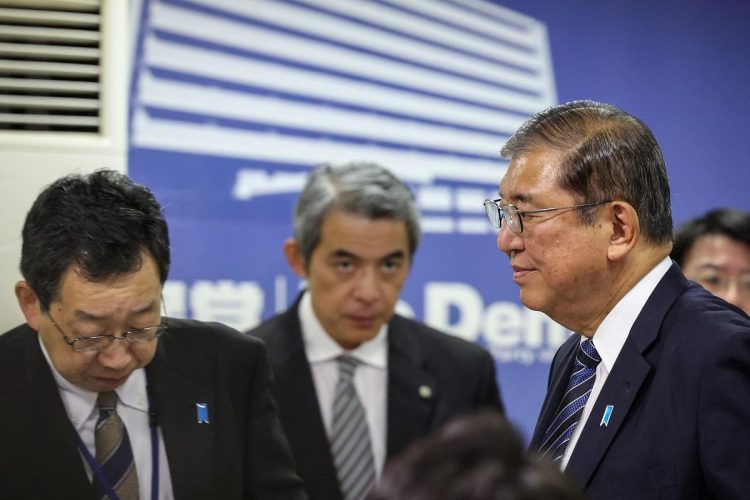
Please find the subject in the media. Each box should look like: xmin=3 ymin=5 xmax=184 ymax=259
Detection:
xmin=368 ymin=412 xmax=583 ymax=500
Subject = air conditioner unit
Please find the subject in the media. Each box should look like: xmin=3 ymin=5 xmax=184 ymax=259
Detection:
xmin=0 ymin=0 xmax=128 ymax=331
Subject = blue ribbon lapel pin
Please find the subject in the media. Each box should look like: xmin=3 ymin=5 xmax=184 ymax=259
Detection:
xmin=196 ymin=403 xmax=210 ymax=424
xmin=600 ymin=404 xmax=614 ymax=427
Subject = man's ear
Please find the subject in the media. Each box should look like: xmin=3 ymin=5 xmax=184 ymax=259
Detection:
xmin=283 ymin=238 xmax=307 ymax=278
xmin=15 ymin=281 xmax=42 ymax=331
xmin=607 ymin=201 xmax=639 ymax=261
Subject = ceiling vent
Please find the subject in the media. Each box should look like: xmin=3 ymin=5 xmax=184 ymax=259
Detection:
xmin=0 ymin=0 xmax=101 ymax=133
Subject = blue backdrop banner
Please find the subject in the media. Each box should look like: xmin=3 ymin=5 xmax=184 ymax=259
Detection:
xmin=129 ymin=0 xmax=750 ymax=441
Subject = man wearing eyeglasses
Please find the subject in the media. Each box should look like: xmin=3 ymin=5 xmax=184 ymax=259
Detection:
xmin=487 ymin=100 xmax=750 ymax=499
xmin=0 ymin=170 xmax=306 ymax=499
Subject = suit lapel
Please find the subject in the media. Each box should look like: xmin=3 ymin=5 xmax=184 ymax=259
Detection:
xmin=147 ymin=338 xmax=215 ymax=499
xmin=20 ymin=328 xmax=95 ymax=498
xmin=386 ymin=318 xmax=438 ymax=458
xmin=566 ymin=263 xmax=687 ymax=486
xmin=529 ymin=337 xmax=578 ymax=449
xmin=566 ymin=337 xmax=651 ymax=486
xmin=271 ymin=301 xmax=343 ymax=500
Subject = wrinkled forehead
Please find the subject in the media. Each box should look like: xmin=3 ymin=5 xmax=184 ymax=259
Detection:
xmin=499 ymin=149 xmax=565 ymax=204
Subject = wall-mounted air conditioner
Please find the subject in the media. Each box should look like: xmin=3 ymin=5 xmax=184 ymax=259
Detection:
xmin=0 ymin=0 xmax=128 ymax=331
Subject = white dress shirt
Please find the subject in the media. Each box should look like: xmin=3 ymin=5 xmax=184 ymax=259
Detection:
xmin=40 ymin=337 xmax=174 ymax=499
xmin=561 ymin=256 xmax=672 ymax=469
xmin=298 ymin=292 xmax=389 ymax=478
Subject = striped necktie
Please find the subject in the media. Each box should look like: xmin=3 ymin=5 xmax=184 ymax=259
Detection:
xmin=330 ymin=355 xmax=376 ymax=500
xmin=539 ymin=338 xmax=601 ymax=464
xmin=94 ymin=391 xmax=140 ymax=500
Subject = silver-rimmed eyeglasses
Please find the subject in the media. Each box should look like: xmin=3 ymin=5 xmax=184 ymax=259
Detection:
xmin=483 ymin=199 xmax=611 ymax=234
xmin=47 ymin=311 xmax=167 ymax=352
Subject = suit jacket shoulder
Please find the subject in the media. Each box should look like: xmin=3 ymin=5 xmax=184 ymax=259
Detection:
xmin=148 ymin=318 xmax=306 ymax=500
xmin=534 ymin=264 xmax=750 ymax=499
xmin=0 ymin=324 xmax=96 ymax=499
xmin=246 ymin=303 xmax=340 ymax=500
xmin=385 ymin=313 xmax=504 ymax=457
xmin=0 ymin=320 xmax=306 ymax=500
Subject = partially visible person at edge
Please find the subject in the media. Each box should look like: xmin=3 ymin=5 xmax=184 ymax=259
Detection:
xmin=247 ymin=162 xmax=504 ymax=500
xmin=485 ymin=100 xmax=750 ymax=498
xmin=672 ymin=208 xmax=750 ymax=315
xmin=368 ymin=411 xmax=584 ymax=500
xmin=0 ymin=170 xmax=307 ymax=500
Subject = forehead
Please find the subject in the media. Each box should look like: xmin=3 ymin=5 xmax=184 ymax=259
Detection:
xmin=55 ymin=254 xmax=162 ymax=310
xmin=316 ymin=209 xmax=409 ymax=255
xmin=687 ymin=234 xmax=750 ymax=269
xmin=499 ymin=148 xmax=566 ymax=204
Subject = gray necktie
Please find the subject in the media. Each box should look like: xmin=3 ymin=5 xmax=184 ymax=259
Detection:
xmin=94 ymin=391 xmax=140 ymax=500
xmin=330 ymin=355 xmax=376 ymax=500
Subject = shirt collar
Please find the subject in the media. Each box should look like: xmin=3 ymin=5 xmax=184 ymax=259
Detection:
xmin=299 ymin=291 xmax=388 ymax=369
xmin=590 ymin=256 xmax=672 ymax=371
xmin=38 ymin=335 xmax=150 ymax=432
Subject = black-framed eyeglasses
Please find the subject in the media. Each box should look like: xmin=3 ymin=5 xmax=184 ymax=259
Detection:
xmin=483 ymin=198 xmax=611 ymax=234
xmin=47 ymin=311 xmax=167 ymax=353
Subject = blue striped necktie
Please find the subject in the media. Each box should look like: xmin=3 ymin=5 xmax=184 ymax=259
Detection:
xmin=540 ymin=338 xmax=601 ymax=463
xmin=93 ymin=391 xmax=140 ymax=500
xmin=330 ymin=355 xmax=376 ymax=500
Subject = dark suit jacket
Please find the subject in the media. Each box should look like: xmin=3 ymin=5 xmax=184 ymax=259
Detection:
xmin=0 ymin=318 xmax=307 ymax=500
xmin=530 ymin=263 xmax=750 ymax=499
xmin=247 ymin=293 xmax=504 ymax=500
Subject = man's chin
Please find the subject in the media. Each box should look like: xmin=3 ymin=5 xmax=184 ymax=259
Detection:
xmin=518 ymin=289 xmax=547 ymax=313
xmin=88 ymin=375 xmax=130 ymax=392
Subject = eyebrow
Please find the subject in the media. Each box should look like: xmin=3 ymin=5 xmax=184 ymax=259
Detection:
xmin=330 ymin=249 xmax=406 ymax=260
xmin=498 ymin=192 xmax=534 ymax=205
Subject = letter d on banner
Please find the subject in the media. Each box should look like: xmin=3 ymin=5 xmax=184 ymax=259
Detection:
xmin=424 ymin=282 xmax=482 ymax=341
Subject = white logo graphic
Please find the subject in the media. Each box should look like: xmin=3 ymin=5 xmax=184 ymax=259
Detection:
xmin=131 ymin=0 xmax=556 ymax=235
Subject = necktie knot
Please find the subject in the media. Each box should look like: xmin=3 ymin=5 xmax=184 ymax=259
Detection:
xmin=97 ymin=390 xmax=118 ymax=410
xmin=577 ymin=339 xmax=601 ymax=369
xmin=337 ymin=355 xmax=359 ymax=383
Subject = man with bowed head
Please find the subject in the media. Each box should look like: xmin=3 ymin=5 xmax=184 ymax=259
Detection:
xmin=485 ymin=100 xmax=750 ymax=498
xmin=248 ymin=162 xmax=504 ymax=500
xmin=0 ymin=170 xmax=306 ymax=499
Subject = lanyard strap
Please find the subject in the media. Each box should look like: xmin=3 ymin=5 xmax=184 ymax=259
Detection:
xmin=73 ymin=401 xmax=160 ymax=500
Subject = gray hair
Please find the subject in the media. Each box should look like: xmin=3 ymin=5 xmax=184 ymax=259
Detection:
xmin=293 ymin=162 xmax=421 ymax=264
xmin=501 ymin=100 xmax=672 ymax=245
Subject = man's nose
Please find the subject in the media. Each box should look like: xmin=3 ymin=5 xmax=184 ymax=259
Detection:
xmin=353 ymin=268 xmax=380 ymax=303
xmin=97 ymin=339 xmax=134 ymax=371
xmin=497 ymin=224 xmax=523 ymax=256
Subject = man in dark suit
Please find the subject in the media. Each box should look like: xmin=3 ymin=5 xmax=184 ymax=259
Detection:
xmin=248 ymin=162 xmax=504 ymax=500
xmin=0 ymin=170 xmax=306 ymax=499
xmin=486 ymin=100 xmax=750 ymax=498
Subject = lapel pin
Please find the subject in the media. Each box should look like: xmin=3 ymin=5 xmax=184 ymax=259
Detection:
xmin=196 ymin=403 xmax=210 ymax=424
xmin=600 ymin=404 xmax=614 ymax=427
xmin=418 ymin=385 xmax=433 ymax=399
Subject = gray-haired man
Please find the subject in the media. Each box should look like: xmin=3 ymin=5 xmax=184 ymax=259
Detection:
xmin=247 ymin=162 xmax=504 ymax=500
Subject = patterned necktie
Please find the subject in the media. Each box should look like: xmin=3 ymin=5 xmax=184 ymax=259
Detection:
xmin=94 ymin=391 xmax=140 ymax=500
xmin=330 ymin=355 xmax=376 ymax=500
xmin=539 ymin=338 xmax=601 ymax=463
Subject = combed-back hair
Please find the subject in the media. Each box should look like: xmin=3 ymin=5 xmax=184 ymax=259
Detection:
xmin=293 ymin=162 xmax=421 ymax=264
xmin=501 ymin=100 xmax=672 ymax=245
xmin=20 ymin=169 xmax=170 ymax=311
xmin=672 ymin=208 xmax=750 ymax=265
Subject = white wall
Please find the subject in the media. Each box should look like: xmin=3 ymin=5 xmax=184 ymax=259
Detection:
xmin=0 ymin=1 xmax=129 ymax=332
